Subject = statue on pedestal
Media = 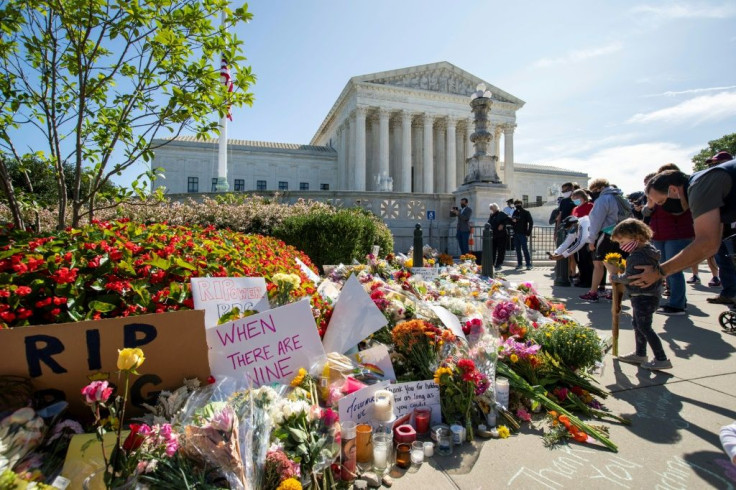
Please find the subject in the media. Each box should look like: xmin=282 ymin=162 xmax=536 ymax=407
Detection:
xmin=464 ymin=84 xmax=501 ymax=184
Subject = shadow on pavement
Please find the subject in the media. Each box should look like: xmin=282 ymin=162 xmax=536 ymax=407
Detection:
xmin=660 ymin=316 xmax=736 ymax=361
xmin=682 ymin=451 xmax=736 ymax=486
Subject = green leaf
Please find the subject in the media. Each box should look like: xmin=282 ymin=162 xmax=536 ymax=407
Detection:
xmin=174 ymin=257 xmax=196 ymax=271
xmin=89 ymin=300 xmax=116 ymax=313
xmin=288 ymin=427 xmax=308 ymax=443
xmin=147 ymin=256 xmax=171 ymax=271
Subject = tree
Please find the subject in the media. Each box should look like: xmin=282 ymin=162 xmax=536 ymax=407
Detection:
xmin=692 ymin=133 xmax=736 ymax=171
xmin=0 ymin=0 xmax=255 ymax=230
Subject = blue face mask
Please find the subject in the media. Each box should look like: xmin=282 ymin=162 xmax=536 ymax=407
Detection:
xmin=572 ymin=199 xmax=582 ymax=206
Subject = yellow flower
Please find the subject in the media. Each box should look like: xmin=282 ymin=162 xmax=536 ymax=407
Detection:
xmin=291 ymin=367 xmax=307 ymax=387
xmin=497 ymin=425 xmax=510 ymax=439
xmin=277 ymin=478 xmax=302 ymax=490
xmin=405 ymin=258 xmax=413 ymax=268
xmin=117 ymin=348 xmax=145 ymax=371
xmin=510 ymin=354 xmax=519 ymax=363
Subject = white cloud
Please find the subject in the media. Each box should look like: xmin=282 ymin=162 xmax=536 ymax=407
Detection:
xmin=631 ymin=3 xmax=736 ymax=19
xmin=534 ymin=142 xmax=700 ymax=195
xmin=531 ymin=42 xmax=622 ymax=69
xmin=645 ymin=86 xmax=736 ymax=97
xmin=627 ymin=91 xmax=736 ymax=124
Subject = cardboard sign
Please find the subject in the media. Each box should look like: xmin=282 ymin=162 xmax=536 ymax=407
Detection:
xmin=411 ymin=267 xmax=439 ymax=281
xmin=61 ymin=431 xmax=128 ymax=490
xmin=206 ymin=299 xmax=325 ymax=385
xmin=387 ymin=380 xmax=442 ymax=425
xmin=350 ymin=344 xmax=396 ymax=381
xmin=430 ymin=305 xmax=467 ymax=341
xmin=191 ymin=277 xmax=270 ymax=328
xmin=338 ymin=380 xmax=390 ymax=425
xmin=322 ymin=274 xmax=387 ymax=354
xmin=0 ymin=310 xmax=211 ymax=416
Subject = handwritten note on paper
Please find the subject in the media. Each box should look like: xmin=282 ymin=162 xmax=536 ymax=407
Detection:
xmin=410 ymin=267 xmax=439 ymax=281
xmin=338 ymin=381 xmax=390 ymax=425
xmin=387 ymin=380 xmax=441 ymax=425
xmin=206 ymin=299 xmax=325 ymax=385
xmin=191 ymin=277 xmax=270 ymax=328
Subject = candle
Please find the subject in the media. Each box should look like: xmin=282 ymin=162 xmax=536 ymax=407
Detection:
xmin=373 ymin=390 xmax=395 ymax=422
xmin=373 ymin=445 xmax=388 ymax=467
xmin=396 ymin=443 xmax=411 ymax=469
xmin=341 ymin=421 xmax=357 ymax=481
xmin=411 ymin=441 xmax=424 ymax=465
xmin=495 ymin=376 xmax=510 ymax=410
xmin=372 ymin=433 xmax=391 ymax=474
xmin=423 ymin=441 xmax=434 ymax=457
xmin=414 ymin=407 xmax=431 ymax=435
xmin=436 ymin=428 xmax=453 ymax=456
xmin=356 ymin=424 xmax=373 ymax=464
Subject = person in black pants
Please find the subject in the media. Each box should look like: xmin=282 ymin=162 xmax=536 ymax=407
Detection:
xmin=511 ymin=200 xmax=534 ymax=270
xmin=488 ymin=203 xmax=511 ymax=269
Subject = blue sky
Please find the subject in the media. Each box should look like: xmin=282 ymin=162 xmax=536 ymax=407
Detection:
xmin=122 ymin=0 xmax=736 ymax=195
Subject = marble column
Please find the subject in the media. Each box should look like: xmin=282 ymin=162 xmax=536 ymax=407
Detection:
xmin=445 ymin=117 xmax=457 ymax=192
xmin=378 ymin=108 xmax=390 ymax=190
xmin=337 ymin=124 xmax=346 ymax=189
xmin=345 ymin=118 xmax=353 ymax=190
xmin=401 ymin=110 xmax=412 ymax=193
xmin=503 ymin=123 xmax=516 ymax=188
xmin=434 ymin=120 xmax=445 ymax=194
xmin=489 ymin=123 xmax=498 ymax=159
xmin=494 ymin=126 xmax=501 ymax=162
xmin=465 ymin=118 xmax=474 ymax=180
xmin=412 ymin=119 xmax=423 ymax=192
xmin=353 ymin=106 xmax=367 ymax=191
xmin=422 ymin=113 xmax=434 ymax=193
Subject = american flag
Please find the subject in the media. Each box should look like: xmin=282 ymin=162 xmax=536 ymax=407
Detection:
xmin=221 ymin=58 xmax=234 ymax=121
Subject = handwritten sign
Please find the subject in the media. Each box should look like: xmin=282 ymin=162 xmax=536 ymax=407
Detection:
xmin=429 ymin=305 xmax=466 ymax=341
xmin=338 ymin=381 xmax=390 ymax=425
xmin=0 ymin=310 xmax=210 ymax=416
xmin=322 ymin=274 xmax=387 ymax=354
xmin=206 ymin=299 xmax=325 ymax=386
xmin=350 ymin=344 xmax=396 ymax=381
xmin=191 ymin=277 xmax=269 ymax=328
xmin=387 ymin=380 xmax=442 ymax=425
xmin=411 ymin=267 xmax=439 ymax=281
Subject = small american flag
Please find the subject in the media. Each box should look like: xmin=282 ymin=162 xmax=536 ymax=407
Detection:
xmin=221 ymin=58 xmax=234 ymax=121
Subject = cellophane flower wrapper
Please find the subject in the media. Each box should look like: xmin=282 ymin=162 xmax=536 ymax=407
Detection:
xmin=0 ymin=407 xmax=45 ymax=474
xmin=178 ymin=376 xmax=279 ymax=490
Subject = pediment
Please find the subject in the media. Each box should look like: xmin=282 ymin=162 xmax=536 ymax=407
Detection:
xmin=354 ymin=61 xmax=524 ymax=106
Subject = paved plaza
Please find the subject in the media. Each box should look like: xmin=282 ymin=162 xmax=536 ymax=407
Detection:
xmin=388 ymin=265 xmax=736 ymax=489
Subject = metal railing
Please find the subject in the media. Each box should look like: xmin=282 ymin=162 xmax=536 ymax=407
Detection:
xmin=470 ymin=225 xmax=557 ymax=262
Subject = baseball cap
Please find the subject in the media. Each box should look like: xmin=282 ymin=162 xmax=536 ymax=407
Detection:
xmin=705 ymin=151 xmax=733 ymax=164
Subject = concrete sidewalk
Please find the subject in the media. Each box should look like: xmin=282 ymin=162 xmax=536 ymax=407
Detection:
xmin=388 ymin=266 xmax=736 ymax=489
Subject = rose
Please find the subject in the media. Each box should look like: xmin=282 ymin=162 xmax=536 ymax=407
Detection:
xmin=81 ymin=380 xmax=113 ymax=405
xmin=117 ymin=347 xmax=145 ymax=371
xmin=123 ymin=423 xmax=151 ymax=452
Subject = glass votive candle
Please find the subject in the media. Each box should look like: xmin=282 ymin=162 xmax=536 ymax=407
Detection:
xmin=395 ymin=443 xmax=411 ymax=469
xmin=356 ymin=424 xmax=373 ymax=465
xmin=410 ymin=441 xmax=425 ymax=466
xmin=436 ymin=428 xmax=453 ymax=456
xmin=423 ymin=441 xmax=434 ymax=457
xmin=413 ymin=407 xmax=431 ymax=435
xmin=372 ymin=434 xmax=391 ymax=474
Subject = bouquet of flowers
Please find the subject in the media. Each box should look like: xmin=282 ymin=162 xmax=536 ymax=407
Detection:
xmin=603 ymin=253 xmax=626 ymax=272
xmin=0 ymin=407 xmax=45 ymax=474
xmin=527 ymin=321 xmax=603 ymax=370
xmin=391 ymin=319 xmax=455 ymax=380
xmin=270 ymin=273 xmax=302 ymax=307
xmin=434 ymin=354 xmax=490 ymax=441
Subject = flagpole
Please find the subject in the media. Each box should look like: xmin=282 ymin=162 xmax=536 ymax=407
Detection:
xmin=216 ymin=11 xmax=229 ymax=192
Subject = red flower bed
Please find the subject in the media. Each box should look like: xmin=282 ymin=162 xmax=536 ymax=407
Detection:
xmin=0 ymin=220 xmax=331 ymax=334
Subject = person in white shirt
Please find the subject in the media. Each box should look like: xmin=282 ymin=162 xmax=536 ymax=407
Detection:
xmin=548 ymin=215 xmax=593 ymax=288
xmin=722 ymin=421 xmax=736 ymax=464
xmin=502 ymin=198 xmax=515 ymax=217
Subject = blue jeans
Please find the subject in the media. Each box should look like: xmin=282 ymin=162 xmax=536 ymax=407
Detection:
xmin=514 ymin=233 xmax=531 ymax=266
xmin=457 ymin=231 xmax=470 ymax=255
xmin=631 ymin=295 xmax=667 ymax=361
xmin=716 ymin=241 xmax=736 ymax=298
xmin=652 ymin=238 xmax=691 ymax=309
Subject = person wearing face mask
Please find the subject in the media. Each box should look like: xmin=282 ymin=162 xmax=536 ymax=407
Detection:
xmin=555 ymin=183 xmax=576 ymax=226
xmin=631 ymin=163 xmax=736 ymax=294
xmin=643 ymin=164 xmax=694 ymax=316
xmin=580 ymin=178 xmax=630 ymax=302
xmin=571 ymin=189 xmax=593 ymax=218
xmin=511 ymin=200 xmax=533 ymax=270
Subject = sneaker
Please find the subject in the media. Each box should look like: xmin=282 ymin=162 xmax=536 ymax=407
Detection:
xmin=579 ymin=291 xmax=599 ymax=302
xmin=656 ymin=306 xmax=686 ymax=316
xmin=707 ymin=295 xmax=735 ymax=305
xmin=515 ymin=265 xmax=523 ymax=270
xmin=617 ymin=352 xmax=648 ymax=364
xmin=708 ymin=277 xmax=722 ymax=287
xmin=526 ymin=265 xmax=533 ymax=270
xmin=686 ymin=275 xmax=700 ymax=284
xmin=601 ymin=290 xmax=613 ymax=300
xmin=641 ymin=359 xmax=673 ymax=370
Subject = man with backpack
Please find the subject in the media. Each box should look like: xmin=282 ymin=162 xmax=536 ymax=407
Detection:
xmin=580 ymin=178 xmax=631 ymax=302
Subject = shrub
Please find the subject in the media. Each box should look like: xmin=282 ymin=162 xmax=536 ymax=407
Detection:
xmin=271 ymin=208 xmax=394 ymax=270
xmin=0 ymin=219 xmax=332 ymax=335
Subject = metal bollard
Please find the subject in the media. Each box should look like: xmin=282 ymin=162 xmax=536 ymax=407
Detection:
xmin=553 ymin=226 xmax=571 ymax=286
xmin=413 ymin=224 xmax=424 ymax=268
xmin=481 ymin=223 xmax=494 ymax=278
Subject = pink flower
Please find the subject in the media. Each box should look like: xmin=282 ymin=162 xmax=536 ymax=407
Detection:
xmin=321 ymin=407 xmax=339 ymax=427
xmin=516 ymin=408 xmax=532 ymax=422
xmin=81 ymin=380 xmax=113 ymax=405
